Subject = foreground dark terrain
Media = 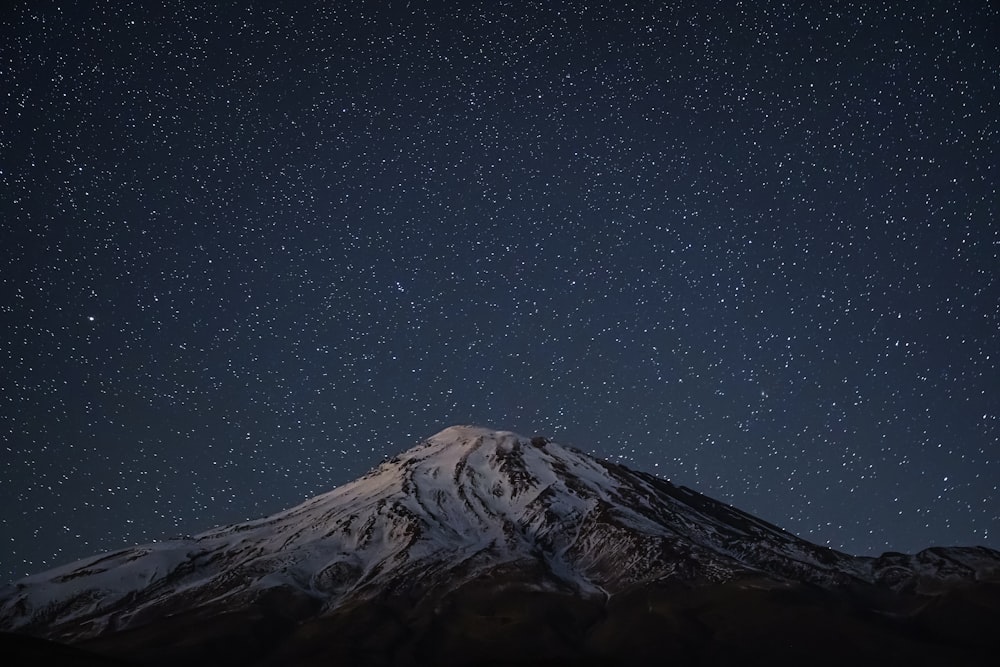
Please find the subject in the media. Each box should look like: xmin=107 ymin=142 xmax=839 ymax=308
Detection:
xmin=3 ymin=427 xmax=999 ymax=666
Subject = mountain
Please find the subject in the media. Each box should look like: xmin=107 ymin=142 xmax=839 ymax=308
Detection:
xmin=2 ymin=425 xmax=999 ymax=666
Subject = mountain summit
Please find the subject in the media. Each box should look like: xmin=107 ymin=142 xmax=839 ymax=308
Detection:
xmin=3 ymin=426 xmax=999 ymax=666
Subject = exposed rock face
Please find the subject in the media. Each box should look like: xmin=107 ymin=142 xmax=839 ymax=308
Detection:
xmin=3 ymin=426 xmax=999 ymax=665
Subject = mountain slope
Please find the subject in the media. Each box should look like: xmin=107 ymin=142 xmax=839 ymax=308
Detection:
xmin=3 ymin=425 xmax=999 ymax=666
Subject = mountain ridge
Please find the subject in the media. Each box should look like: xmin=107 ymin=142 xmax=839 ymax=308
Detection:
xmin=3 ymin=425 xmax=999 ymax=666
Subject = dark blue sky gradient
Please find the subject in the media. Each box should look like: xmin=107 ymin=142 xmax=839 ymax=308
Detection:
xmin=2 ymin=0 xmax=998 ymax=581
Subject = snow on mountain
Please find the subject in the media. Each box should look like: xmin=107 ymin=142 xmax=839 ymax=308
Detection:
xmin=2 ymin=425 xmax=998 ymax=644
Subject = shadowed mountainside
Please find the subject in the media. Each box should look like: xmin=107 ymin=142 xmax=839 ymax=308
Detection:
xmin=3 ymin=426 xmax=999 ymax=666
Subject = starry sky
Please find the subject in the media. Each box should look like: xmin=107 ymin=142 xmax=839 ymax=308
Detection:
xmin=2 ymin=0 xmax=998 ymax=583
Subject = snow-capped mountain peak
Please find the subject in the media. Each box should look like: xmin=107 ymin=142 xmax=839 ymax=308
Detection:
xmin=2 ymin=425 xmax=999 ymax=649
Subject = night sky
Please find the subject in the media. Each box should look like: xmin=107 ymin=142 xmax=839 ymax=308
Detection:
xmin=2 ymin=1 xmax=998 ymax=583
